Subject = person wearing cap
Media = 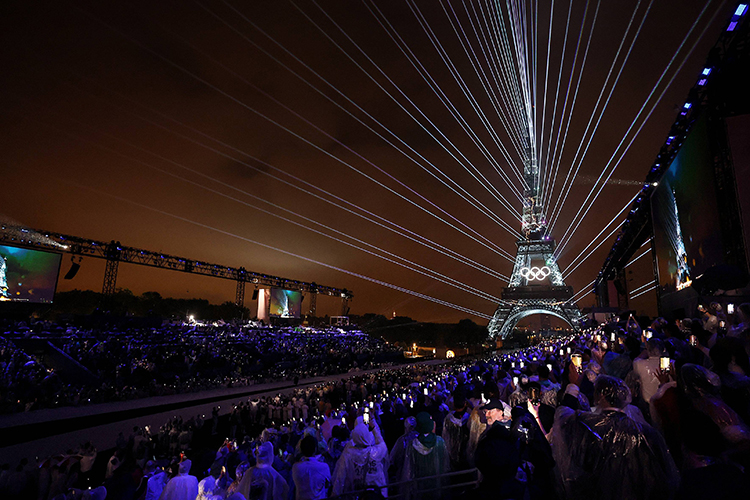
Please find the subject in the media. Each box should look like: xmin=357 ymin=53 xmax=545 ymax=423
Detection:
xmin=400 ymin=411 xmax=450 ymax=499
xmin=475 ymin=399 xmax=524 ymax=499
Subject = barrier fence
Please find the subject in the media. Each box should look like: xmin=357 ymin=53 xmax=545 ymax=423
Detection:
xmin=330 ymin=467 xmax=480 ymax=500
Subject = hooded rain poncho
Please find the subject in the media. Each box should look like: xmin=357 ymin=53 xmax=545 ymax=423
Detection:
xmin=552 ymin=400 xmax=679 ymax=499
xmin=237 ymin=442 xmax=289 ymax=500
xmin=331 ymin=422 xmax=388 ymax=496
xmin=159 ymin=460 xmax=199 ymax=500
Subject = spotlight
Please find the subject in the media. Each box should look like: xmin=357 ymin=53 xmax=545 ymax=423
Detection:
xmin=64 ymin=257 xmax=81 ymax=280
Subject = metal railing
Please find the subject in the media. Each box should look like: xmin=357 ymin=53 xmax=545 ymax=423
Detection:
xmin=330 ymin=467 xmax=479 ymax=499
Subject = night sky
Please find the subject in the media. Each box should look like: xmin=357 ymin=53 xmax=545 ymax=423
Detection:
xmin=1 ymin=1 xmax=736 ymax=323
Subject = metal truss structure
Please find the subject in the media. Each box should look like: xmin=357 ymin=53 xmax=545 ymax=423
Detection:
xmin=596 ymin=6 xmax=750 ymax=306
xmin=0 ymin=224 xmax=352 ymax=312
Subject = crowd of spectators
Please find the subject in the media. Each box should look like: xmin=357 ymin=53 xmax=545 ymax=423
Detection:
xmin=0 ymin=323 xmax=402 ymax=414
xmin=3 ymin=300 xmax=750 ymax=499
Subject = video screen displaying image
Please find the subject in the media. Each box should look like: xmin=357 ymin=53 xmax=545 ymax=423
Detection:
xmin=0 ymin=244 xmax=62 ymax=303
xmin=269 ymin=288 xmax=302 ymax=318
xmin=651 ymin=116 xmax=724 ymax=296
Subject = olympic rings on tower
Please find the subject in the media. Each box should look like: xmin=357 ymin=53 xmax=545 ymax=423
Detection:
xmin=519 ymin=266 xmax=551 ymax=281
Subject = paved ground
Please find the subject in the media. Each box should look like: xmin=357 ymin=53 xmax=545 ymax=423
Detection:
xmin=0 ymin=358 xmax=449 ymax=464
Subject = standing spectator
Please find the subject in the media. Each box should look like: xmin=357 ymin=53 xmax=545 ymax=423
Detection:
xmin=226 ymin=462 xmax=251 ymax=499
xmin=331 ymin=420 xmax=388 ymax=497
xmin=441 ymin=393 xmax=469 ymax=471
xmin=633 ymin=338 xmax=665 ymax=406
xmin=701 ymin=303 xmax=719 ymax=337
xmin=292 ymin=435 xmax=331 ymax=500
xmin=710 ymin=337 xmax=750 ymax=424
xmin=729 ymin=303 xmax=750 ymax=337
xmin=78 ymin=441 xmax=97 ymax=487
xmin=552 ymin=377 xmax=679 ymax=500
xmin=465 ymin=388 xmax=487 ymax=467
xmin=197 ymin=463 xmax=229 ymax=500
xmin=159 ymin=459 xmax=199 ymax=500
xmin=474 ymin=399 xmax=523 ymax=499
xmin=144 ymin=464 xmax=168 ymax=500
xmin=238 ymin=442 xmax=289 ymax=500
xmin=388 ymin=416 xmax=417 ymax=481
xmin=105 ymin=449 xmax=123 ymax=479
xmin=401 ymin=412 xmax=450 ymax=499
xmin=134 ymin=460 xmax=157 ymax=500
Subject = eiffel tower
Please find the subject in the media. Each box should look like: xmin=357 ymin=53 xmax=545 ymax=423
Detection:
xmin=488 ymin=145 xmax=583 ymax=339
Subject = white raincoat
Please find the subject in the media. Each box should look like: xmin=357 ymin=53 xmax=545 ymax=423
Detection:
xmin=237 ymin=442 xmax=289 ymax=500
xmin=159 ymin=460 xmax=199 ymax=500
xmin=331 ymin=422 xmax=388 ymax=496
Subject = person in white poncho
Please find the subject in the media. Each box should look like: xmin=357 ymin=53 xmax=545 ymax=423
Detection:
xmin=159 ymin=459 xmax=198 ymax=500
xmin=331 ymin=419 xmax=388 ymax=497
xmin=237 ymin=442 xmax=289 ymax=500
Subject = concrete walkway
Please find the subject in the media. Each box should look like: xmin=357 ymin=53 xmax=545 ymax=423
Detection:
xmin=0 ymin=359 xmax=447 ymax=464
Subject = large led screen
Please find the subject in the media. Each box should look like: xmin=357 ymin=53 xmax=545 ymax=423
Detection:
xmin=727 ymin=114 xmax=750 ymax=265
xmin=269 ymin=288 xmax=302 ymax=318
xmin=651 ymin=116 xmax=724 ymax=297
xmin=0 ymin=244 xmax=62 ymax=303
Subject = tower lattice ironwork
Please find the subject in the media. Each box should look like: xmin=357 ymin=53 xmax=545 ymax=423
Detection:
xmin=488 ymin=142 xmax=583 ymax=338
